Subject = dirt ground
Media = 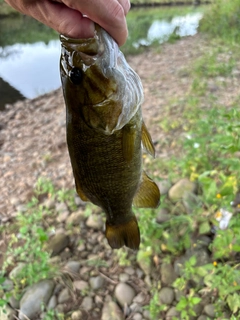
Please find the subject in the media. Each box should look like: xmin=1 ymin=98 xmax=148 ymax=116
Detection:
xmin=0 ymin=33 xmax=215 ymax=218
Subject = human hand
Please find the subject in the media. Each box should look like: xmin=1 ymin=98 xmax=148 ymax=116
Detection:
xmin=4 ymin=0 xmax=130 ymax=46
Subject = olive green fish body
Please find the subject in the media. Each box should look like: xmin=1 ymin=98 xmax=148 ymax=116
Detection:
xmin=60 ymin=26 xmax=160 ymax=250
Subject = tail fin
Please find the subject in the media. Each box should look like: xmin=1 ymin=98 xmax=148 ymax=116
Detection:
xmin=105 ymin=216 xmax=140 ymax=250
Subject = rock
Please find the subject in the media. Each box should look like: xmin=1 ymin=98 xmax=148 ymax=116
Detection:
xmin=57 ymin=210 xmax=70 ymax=223
xmin=58 ymin=288 xmax=71 ymax=304
xmin=160 ymin=263 xmax=177 ymax=285
xmin=114 ymin=283 xmax=136 ymax=307
xmin=80 ymin=296 xmax=93 ymax=311
xmin=132 ymin=313 xmax=142 ymax=320
xmin=156 ymin=208 xmax=170 ymax=224
xmin=197 ymin=316 xmax=208 ymax=320
xmin=71 ymin=310 xmax=84 ymax=320
xmin=2 ymin=279 xmax=14 ymax=291
xmin=86 ymin=214 xmax=104 ymax=230
xmin=47 ymin=233 xmax=70 ymax=256
xmin=101 ymin=301 xmax=124 ymax=320
xmin=168 ymin=178 xmax=197 ymax=202
xmin=0 ymin=305 xmax=16 ymax=320
xmin=166 ymin=306 xmax=180 ymax=319
xmin=204 ymin=304 xmax=215 ymax=318
xmin=143 ymin=309 xmax=150 ymax=319
xmin=183 ymin=191 xmax=201 ymax=213
xmin=133 ymin=292 xmax=146 ymax=304
xmin=159 ymin=287 xmax=175 ymax=305
xmin=55 ymin=202 xmax=69 ymax=213
xmin=89 ymin=276 xmax=105 ymax=290
xmin=185 ymin=247 xmax=211 ymax=267
xmin=157 ymin=180 xmax=172 ymax=195
xmin=124 ymin=267 xmax=135 ymax=275
xmin=66 ymin=210 xmax=85 ymax=225
xmin=119 ymin=273 xmax=130 ymax=282
xmin=47 ymin=295 xmax=57 ymax=310
xmin=73 ymin=280 xmax=89 ymax=292
xmin=19 ymin=279 xmax=55 ymax=320
xmin=130 ymin=302 xmax=142 ymax=313
xmin=43 ymin=198 xmax=55 ymax=210
xmin=9 ymin=295 xmax=20 ymax=309
xmin=9 ymin=263 xmax=26 ymax=280
xmin=65 ymin=261 xmax=81 ymax=274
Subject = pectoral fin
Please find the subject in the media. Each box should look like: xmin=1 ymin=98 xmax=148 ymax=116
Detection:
xmin=122 ymin=124 xmax=136 ymax=162
xmin=142 ymin=121 xmax=155 ymax=158
xmin=133 ymin=171 xmax=160 ymax=208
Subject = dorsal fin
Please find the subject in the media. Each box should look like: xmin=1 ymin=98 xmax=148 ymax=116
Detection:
xmin=142 ymin=121 xmax=155 ymax=158
xmin=133 ymin=171 xmax=160 ymax=208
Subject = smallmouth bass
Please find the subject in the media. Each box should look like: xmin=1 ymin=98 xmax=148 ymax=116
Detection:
xmin=60 ymin=26 xmax=160 ymax=250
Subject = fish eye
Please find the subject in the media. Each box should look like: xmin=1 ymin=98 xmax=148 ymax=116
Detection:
xmin=69 ymin=67 xmax=83 ymax=85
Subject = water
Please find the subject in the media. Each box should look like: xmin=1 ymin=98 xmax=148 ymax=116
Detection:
xmin=0 ymin=9 xmax=203 ymax=110
xmin=134 ymin=12 xmax=203 ymax=47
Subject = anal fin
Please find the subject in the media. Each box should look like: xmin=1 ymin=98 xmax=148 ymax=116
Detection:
xmin=142 ymin=121 xmax=155 ymax=158
xmin=133 ymin=171 xmax=160 ymax=208
xmin=106 ymin=216 xmax=140 ymax=250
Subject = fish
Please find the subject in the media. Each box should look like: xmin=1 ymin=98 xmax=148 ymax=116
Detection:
xmin=60 ymin=25 xmax=160 ymax=250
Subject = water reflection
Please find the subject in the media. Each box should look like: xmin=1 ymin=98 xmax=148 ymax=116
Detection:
xmin=134 ymin=12 xmax=203 ymax=47
xmin=0 ymin=40 xmax=61 ymax=100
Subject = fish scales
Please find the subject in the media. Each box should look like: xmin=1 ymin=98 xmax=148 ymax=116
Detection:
xmin=60 ymin=25 xmax=160 ymax=250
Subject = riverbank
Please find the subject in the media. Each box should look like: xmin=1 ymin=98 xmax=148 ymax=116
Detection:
xmin=1 ymin=32 xmax=240 ymax=319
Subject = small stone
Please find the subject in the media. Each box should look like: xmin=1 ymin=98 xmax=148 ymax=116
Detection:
xmin=160 ymin=263 xmax=177 ymax=285
xmin=183 ymin=191 xmax=201 ymax=213
xmin=2 ymin=279 xmax=14 ymax=291
xmin=47 ymin=295 xmax=57 ymax=310
xmin=16 ymin=204 xmax=27 ymax=212
xmin=55 ymin=202 xmax=68 ymax=213
xmin=124 ymin=267 xmax=135 ymax=275
xmin=47 ymin=233 xmax=70 ymax=256
xmin=43 ymin=198 xmax=55 ymax=210
xmin=101 ymin=301 xmax=124 ymax=320
xmin=114 ymin=283 xmax=135 ymax=307
xmin=197 ymin=316 xmax=208 ymax=320
xmin=65 ymin=261 xmax=81 ymax=274
xmin=204 ymin=304 xmax=215 ymax=318
xmin=9 ymin=295 xmax=20 ymax=309
xmin=66 ymin=210 xmax=85 ymax=225
xmin=57 ymin=210 xmax=69 ymax=223
xmin=73 ymin=280 xmax=89 ymax=292
xmin=86 ymin=214 xmax=104 ymax=230
xmin=19 ymin=280 xmax=55 ymax=320
xmin=80 ymin=296 xmax=93 ymax=311
xmin=132 ymin=313 xmax=142 ymax=320
xmin=143 ymin=309 xmax=150 ymax=319
xmin=89 ymin=276 xmax=105 ymax=290
xmin=158 ymin=180 xmax=172 ymax=195
xmin=119 ymin=273 xmax=130 ymax=282
xmin=133 ymin=292 xmax=146 ymax=304
xmin=168 ymin=178 xmax=197 ymax=202
xmin=9 ymin=263 xmax=26 ymax=280
xmin=58 ymin=288 xmax=71 ymax=304
xmin=159 ymin=287 xmax=175 ymax=305
xmin=75 ymin=195 xmax=85 ymax=207
xmin=166 ymin=306 xmax=180 ymax=319
xmin=0 ymin=305 xmax=16 ymax=320
xmin=130 ymin=302 xmax=142 ymax=313
xmin=71 ymin=310 xmax=83 ymax=320
xmin=156 ymin=208 xmax=170 ymax=223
